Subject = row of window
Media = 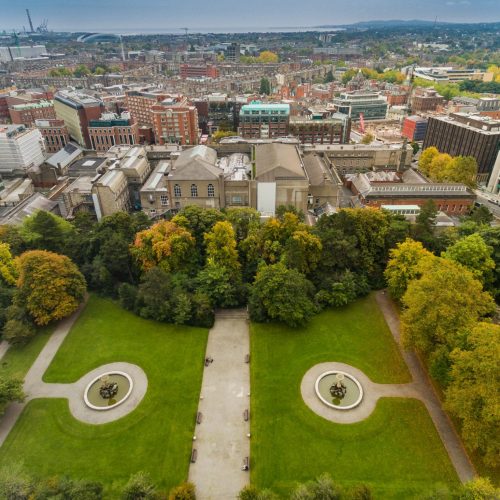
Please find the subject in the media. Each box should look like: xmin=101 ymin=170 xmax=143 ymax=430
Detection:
xmin=173 ymin=184 xmax=215 ymax=198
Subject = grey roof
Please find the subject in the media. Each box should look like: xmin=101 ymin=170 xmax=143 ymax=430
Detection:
xmin=68 ymin=156 xmax=107 ymax=178
xmin=254 ymin=143 xmax=306 ymax=181
xmin=46 ymin=143 xmax=83 ymax=169
xmin=0 ymin=193 xmax=59 ymax=225
xmin=303 ymin=154 xmax=332 ymax=186
xmin=169 ymin=145 xmax=222 ymax=181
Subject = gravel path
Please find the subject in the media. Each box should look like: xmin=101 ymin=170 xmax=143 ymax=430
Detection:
xmin=375 ymin=291 xmax=475 ymax=483
xmin=188 ymin=309 xmax=250 ymax=500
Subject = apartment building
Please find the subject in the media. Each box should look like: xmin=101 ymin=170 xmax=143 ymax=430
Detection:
xmin=401 ymin=115 xmax=428 ymax=141
xmin=411 ymin=88 xmax=444 ymax=113
xmin=151 ymin=100 xmax=199 ymax=146
xmin=332 ymin=92 xmax=388 ymax=121
xmin=180 ymin=63 xmax=219 ymax=79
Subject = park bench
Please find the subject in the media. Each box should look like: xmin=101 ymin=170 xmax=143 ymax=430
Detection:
xmin=241 ymin=456 xmax=249 ymax=471
xmin=191 ymin=449 xmax=197 ymax=463
xmin=196 ymin=411 xmax=203 ymax=424
xmin=245 ymin=354 xmax=250 ymax=363
xmin=243 ymin=409 xmax=249 ymax=421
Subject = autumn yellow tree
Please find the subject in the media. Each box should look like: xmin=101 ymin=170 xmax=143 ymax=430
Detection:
xmin=384 ymin=238 xmax=434 ymax=300
xmin=131 ymin=220 xmax=196 ymax=273
xmin=445 ymin=322 xmax=500 ymax=467
xmin=257 ymin=50 xmax=278 ymax=63
xmin=418 ymin=146 xmax=439 ymax=175
xmin=15 ymin=250 xmax=86 ymax=326
xmin=0 ymin=243 xmax=16 ymax=286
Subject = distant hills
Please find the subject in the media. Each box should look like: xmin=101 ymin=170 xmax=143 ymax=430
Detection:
xmin=315 ymin=19 xmax=500 ymax=29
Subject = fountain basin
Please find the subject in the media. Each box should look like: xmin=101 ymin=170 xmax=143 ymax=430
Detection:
xmin=315 ymin=370 xmax=363 ymax=410
xmin=84 ymin=371 xmax=133 ymax=411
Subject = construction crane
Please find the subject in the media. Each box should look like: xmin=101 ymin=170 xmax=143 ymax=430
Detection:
xmin=180 ymin=27 xmax=189 ymax=37
xmin=26 ymin=9 xmax=34 ymax=33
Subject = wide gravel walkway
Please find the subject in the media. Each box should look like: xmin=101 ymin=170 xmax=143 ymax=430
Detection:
xmin=189 ymin=309 xmax=250 ymax=500
xmin=375 ymin=291 xmax=475 ymax=483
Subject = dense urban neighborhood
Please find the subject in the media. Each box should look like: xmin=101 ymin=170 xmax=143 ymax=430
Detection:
xmin=0 ymin=5 xmax=498 ymax=500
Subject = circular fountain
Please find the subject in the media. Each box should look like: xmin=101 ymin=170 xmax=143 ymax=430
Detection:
xmin=315 ymin=370 xmax=363 ymax=410
xmin=84 ymin=371 xmax=133 ymax=411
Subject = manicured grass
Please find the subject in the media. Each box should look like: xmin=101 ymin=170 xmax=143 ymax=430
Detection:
xmin=0 ymin=295 xmax=208 ymax=496
xmin=0 ymin=327 xmax=52 ymax=380
xmin=251 ymin=294 xmax=459 ymax=498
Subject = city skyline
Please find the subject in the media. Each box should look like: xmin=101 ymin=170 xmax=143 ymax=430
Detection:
xmin=1 ymin=0 xmax=499 ymax=32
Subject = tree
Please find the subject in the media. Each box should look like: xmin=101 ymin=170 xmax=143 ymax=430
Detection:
xmin=2 ymin=317 xmax=35 ymax=345
xmin=131 ymin=220 xmax=196 ymax=273
xmin=442 ymin=233 xmax=495 ymax=285
xmin=401 ymin=257 xmax=495 ymax=383
xmin=196 ymin=263 xmax=243 ymax=308
xmin=428 ymin=153 xmax=453 ymax=182
xmin=122 ymin=472 xmax=157 ymax=500
xmin=257 ymin=51 xmax=278 ymax=63
xmin=410 ymin=141 xmax=420 ymax=155
xmin=249 ymin=263 xmax=315 ymax=327
xmin=14 ymin=251 xmax=86 ymax=326
xmin=73 ymin=64 xmax=91 ymax=78
xmin=445 ymin=322 xmax=500 ymax=467
xmin=284 ymin=230 xmax=322 ymax=275
xmin=412 ymin=200 xmax=439 ymax=251
xmin=225 ymin=208 xmax=261 ymax=242
xmin=172 ymin=206 xmax=226 ymax=255
xmin=0 ymin=376 xmax=24 ymax=414
xmin=0 ymin=463 xmax=34 ymax=499
xmin=169 ymin=482 xmax=196 ymax=500
xmin=290 ymin=473 xmax=341 ymax=500
xmin=324 ymin=70 xmax=334 ymax=83
xmin=384 ymin=239 xmax=434 ymax=300
xmin=458 ymin=477 xmax=500 ymax=499
xmin=466 ymin=205 xmax=493 ymax=225
xmin=20 ymin=210 xmax=74 ymax=253
xmin=418 ymin=146 xmax=439 ymax=176
xmin=204 ymin=221 xmax=240 ymax=272
xmin=445 ymin=156 xmax=478 ymax=188
xmin=360 ymin=133 xmax=374 ymax=144
xmin=238 ymin=485 xmax=279 ymax=500
xmin=259 ymin=77 xmax=271 ymax=95
xmin=0 ymin=243 xmax=16 ymax=285
xmin=211 ymin=130 xmax=237 ymax=143
xmin=136 ymin=267 xmax=175 ymax=322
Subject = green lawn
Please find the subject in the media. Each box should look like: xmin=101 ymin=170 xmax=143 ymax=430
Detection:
xmin=250 ymin=294 xmax=459 ymax=498
xmin=0 ymin=327 xmax=52 ymax=380
xmin=0 ymin=295 xmax=208 ymax=496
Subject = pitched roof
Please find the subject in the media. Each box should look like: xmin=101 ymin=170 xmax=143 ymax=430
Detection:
xmin=169 ymin=145 xmax=222 ymax=181
xmin=254 ymin=143 xmax=306 ymax=181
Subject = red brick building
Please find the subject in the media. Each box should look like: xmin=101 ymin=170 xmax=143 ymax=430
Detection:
xmin=401 ymin=115 xmax=428 ymax=141
xmin=9 ymin=100 xmax=56 ymax=126
xmin=125 ymin=90 xmax=171 ymax=127
xmin=35 ymin=119 xmax=70 ymax=153
xmin=411 ymin=88 xmax=444 ymax=113
xmin=151 ymin=102 xmax=199 ymax=145
xmin=88 ymin=113 xmax=139 ymax=152
xmin=180 ymin=63 xmax=219 ymax=79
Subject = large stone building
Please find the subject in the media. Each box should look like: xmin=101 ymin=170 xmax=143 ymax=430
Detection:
xmin=410 ymin=88 xmax=444 ymax=113
xmin=423 ymin=113 xmax=500 ymax=183
xmin=53 ymin=91 xmax=105 ymax=149
xmin=289 ymin=113 xmax=350 ymax=145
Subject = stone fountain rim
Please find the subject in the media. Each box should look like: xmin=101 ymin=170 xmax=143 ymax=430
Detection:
xmin=83 ymin=370 xmax=134 ymax=411
xmin=314 ymin=370 xmax=364 ymax=410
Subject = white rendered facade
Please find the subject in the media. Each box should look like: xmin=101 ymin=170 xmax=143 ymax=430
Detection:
xmin=0 ymin=125 xmax=45 ymax=175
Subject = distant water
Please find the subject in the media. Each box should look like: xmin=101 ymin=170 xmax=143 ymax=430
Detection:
xmin=63 ymin=26 xmax=344 ymax=35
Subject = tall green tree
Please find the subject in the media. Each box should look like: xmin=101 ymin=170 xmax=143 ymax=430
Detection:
xmin=442 ymin=233 xmax=495 ymax=286
xmin=0 ymin=377 xmax=24 ymax=414
xmin=259 ymin=77 xmax=271 ymax=95
xmin=249 ymin=263 xmax=315 ymax=327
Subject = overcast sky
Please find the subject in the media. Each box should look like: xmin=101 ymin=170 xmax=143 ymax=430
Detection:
xmin=1 ymin=0 xmax=499 ymax=32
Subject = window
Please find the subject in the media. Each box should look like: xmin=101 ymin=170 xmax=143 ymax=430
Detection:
xmin=191 ymin=184 xmax=198 ymax=197
xmin=174 ymin=184 xmax=181 ymax=197
xmin=207 ymin=184 xmax=215 ymax=197
xmin=160 ymin=195 xmax=169 ymax=206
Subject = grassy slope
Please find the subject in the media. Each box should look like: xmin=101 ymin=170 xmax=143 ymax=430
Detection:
xmin=0 ymin=327 xmax=52 ymax=380
xmin=250 ymin=294 xmax=459 ymax=498
xmin=0 ymin=295 xmax=208 ymax=495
